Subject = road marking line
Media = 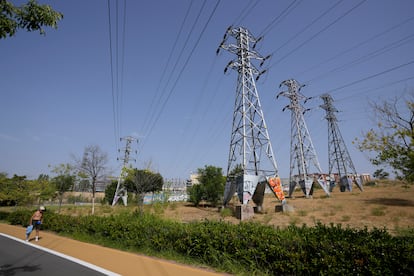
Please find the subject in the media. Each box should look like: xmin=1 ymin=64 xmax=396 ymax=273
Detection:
xmin=0 ymin=233 xmax=121 ymax=276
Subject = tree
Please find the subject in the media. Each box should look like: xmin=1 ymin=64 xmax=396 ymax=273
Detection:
xmin=76 ymin=145 xmax=109 ymax=214
xmin=0 ymin=0 xmax=63 ymax=39
xmin=188 ymin=165 xmax=226 ymax=207
xmin=124 ymin=168 xmax=163 ymax=212
xmin=0 ymin=174 xmax=35 ymax=206
xmin=372 ymin=169 xmax=389 ymax=180
xmin=50 ymin=164 xmax=75 ymax=212
xmin=187 ymin=184 xmax=204 ymax=207
xmin=35 ymin=174 xmax=55 ymax=204
xmin=199 ymin=165 xmax=226 ymax=207
xmin=0 ymin=173 xmax=15 ymax=206
xmin=0 ymin=173 xmax=56 ymax=206
xmin=356 ymin=92 xmax=414 ymax=183
xmin=103 ymin=180 xmax=118 ymax=205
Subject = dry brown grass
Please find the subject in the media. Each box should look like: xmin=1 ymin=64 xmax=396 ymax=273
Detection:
xmin=160 ymin=181 xmax=414 ymax=235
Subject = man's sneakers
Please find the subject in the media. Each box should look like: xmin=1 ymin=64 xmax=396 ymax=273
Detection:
xmin=25 ymin=236 xmax=40 ymax=242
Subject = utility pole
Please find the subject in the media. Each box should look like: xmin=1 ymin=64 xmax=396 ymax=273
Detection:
xmin=112 ymin=136 xmax=138 ymax=206
xmin=277 ymin=79 xmax=330 ymax=197
xmin=320 ymin=93 xmax=363 ymax=192
xmin=217 ymin=26 xmax=280 ymax=215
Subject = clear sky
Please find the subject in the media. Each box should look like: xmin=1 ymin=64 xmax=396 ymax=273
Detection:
xmin=1 ymin=0 xmax=413 ymax=180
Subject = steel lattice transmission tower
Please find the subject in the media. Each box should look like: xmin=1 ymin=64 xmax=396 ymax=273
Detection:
xmin=277 ymin=79 xmax=330 ymax=197
xmin=112 ymin=136 xmax=138 ymax=206
xmin=320 ymin=93 xmax=363 ymax=192
xmin=217 ymin=26 xmax=279 ymax=209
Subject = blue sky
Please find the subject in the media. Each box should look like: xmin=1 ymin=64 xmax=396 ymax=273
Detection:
xmin=1 ymin=0 xmax=413 ymax=180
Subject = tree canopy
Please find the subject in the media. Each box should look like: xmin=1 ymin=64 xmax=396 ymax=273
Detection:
xmin=0 ymin=173 xmax=55 ymax=206
xmin=356 ymin=92 xmax=414 ymax=183
xmin=50 ymin=163 xmax=75 ymax=212
xmin=123 ymin=168 xmax=163 ymax=211
xmin=188 ymin=165 xmax=225 ymax=207
xmin=0 ymin=0 xmax=63 ymax=38
xmin=125 ymin=169 xmax=163 ymax=195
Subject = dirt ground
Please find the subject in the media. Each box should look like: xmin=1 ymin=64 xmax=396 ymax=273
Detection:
xmin=161 ymin=182 xmax=414 ymax=234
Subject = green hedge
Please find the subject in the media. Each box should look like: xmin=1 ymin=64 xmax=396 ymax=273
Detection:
xmin=2 ymin=210 xmax=413 ymax=275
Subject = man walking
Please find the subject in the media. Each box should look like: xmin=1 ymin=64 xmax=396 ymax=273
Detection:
xmin=26 ymin=206 xmax=45 ymax=242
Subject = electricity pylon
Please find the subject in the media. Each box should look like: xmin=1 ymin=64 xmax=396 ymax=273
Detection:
xmin=277 ymin=79 xmax=330 ymax=197
xmin=217 ymin=26 xmax=279 ymax=209
xmin=320 ymin=93 xmax=363 ymax=192
xmin=112 ymin=136 xmax=138 ymax=206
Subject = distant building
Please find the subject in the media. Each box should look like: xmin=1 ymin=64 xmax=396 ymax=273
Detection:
xmin=162 ymin=178 xmax=188 ymax=202
xmin=190 ymin=173 xmax=200 ymax=185
xmin=360 ymin=173 xmax=371 ymax=183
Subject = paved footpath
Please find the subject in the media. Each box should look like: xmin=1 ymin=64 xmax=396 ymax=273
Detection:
xmin=0 ymin=223 xmax=227 ymax=276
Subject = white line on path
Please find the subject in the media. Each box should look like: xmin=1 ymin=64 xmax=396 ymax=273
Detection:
xmin=0 ymin=233 xmax=121 ymax=276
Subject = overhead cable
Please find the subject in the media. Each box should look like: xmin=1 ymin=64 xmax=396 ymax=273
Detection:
xmin=269 ymin=0 xmax=367 ymax=69
xmin=141 ymin=0 xmax=207 ymax=137
xmin=107 ymin=0 xmax=119 ymax=152
xmin=329 ymin=60 xmax=414 ymax=94
xmin=232 ymin=0 xmax=260 ymax=26
xmin=141 ymin=1 xmax=194 ymax=134
xmin=305 ymin=33 xmax=414 ymax=84
xmin=296 ymin=15 xmax=414 ymax=77
xmin=269 ymin=0 xmax=344 ymax=57
xmin=107 ymin=0 xmax=127 ymax=154
xmin=141 ymin=0 xmax=221 ymax=150
xmin=258 ymin=0 xmax=302 ymax=38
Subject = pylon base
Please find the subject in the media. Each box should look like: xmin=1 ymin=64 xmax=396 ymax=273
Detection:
xmin=236 ymin=205 xmax=254 ymax=220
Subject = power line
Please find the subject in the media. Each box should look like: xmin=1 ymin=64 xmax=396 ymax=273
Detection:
xmin=305 ymin=33 xmax=414 ymax=84
xmin=258 ymin=0 xmax=303 ymax=38
xmin=268 ymin=0 xmax=367 ymax=69
xmin=119 ymin=0 xmax=127 ymax=139
xmin=269 ymin=0 xmax=344 ymax=57
xmin=141 ymin=0 xmax=207 ymax=137
xmin=170 ymin=66 xmax=228 ymax=174
xmin=107 ymin=0 xmax=119 ymax=152
xmin=232 ymin=0 xmax=260 ymax=26
xmin=329 ymin=60 xmax=414 ymax=94
xmin=167 ymin=58 xmax=220 ymax=170
xmin=335 ymin=76 xmax=414 ymax=102
xmin=107 ymin=0 xmax=127 ymax=155
xmin=295 ymin=15 xmax=414 ymax=78
xmin=140 ymin=0 xmax=221 ymax=151
xmin=141 ymin=1 xmax=194 ymax=135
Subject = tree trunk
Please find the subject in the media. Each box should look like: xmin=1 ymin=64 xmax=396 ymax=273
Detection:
xmin=92 ymin=196 xmax=95 ymax=215
xmin=91 ymin=179 xmax=96 ymax=215
xmin=58 ymin=195 xmax=63 ymax=213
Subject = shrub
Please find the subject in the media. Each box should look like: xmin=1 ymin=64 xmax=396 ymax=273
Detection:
xmin=220 ymin=207 xmax=233 ymax=218
xmin=2 ymin=210 xmax=414 ymax=275
xmin=187 ymin=184 xmax=204 ymax=206
xmin=371 ymin=207 xmax=386 ymax=216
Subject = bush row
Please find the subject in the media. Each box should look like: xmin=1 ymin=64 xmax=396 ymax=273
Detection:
xmin=1 ymin=209 xmax=413 ymax=275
